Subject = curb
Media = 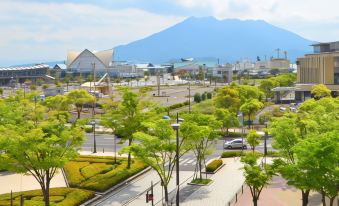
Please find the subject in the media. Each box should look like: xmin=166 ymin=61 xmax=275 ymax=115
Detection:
xmin=203 ymin=163 xmax=225 ymax=174
xmin=81 ymin=166 xmax=151 ymax=206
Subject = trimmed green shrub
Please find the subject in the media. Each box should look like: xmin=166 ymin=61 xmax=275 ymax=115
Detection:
xmin=64 ymin=161 xmax=89 ymax=187
xmin=81 ymin=163 xmax=113 ymax=179
xmin=0 ymin=188 xmax=94 ymax=206
xmin=206 ymin=159 xmax=223 ymax=173
xmin=168 ymin=101 xmax=189 ymax=110
xmin=221 ymin=151 xmax=243 ymax=158
xmin=206 ymin=92 xmax=212 ymax=99
xmin=201 ymin=92 xmax=207 ymax=101
xmin=64 ymin=156 xmax=147 ymax=192
xmin=193 ymin=93 xmax=201 ymax=103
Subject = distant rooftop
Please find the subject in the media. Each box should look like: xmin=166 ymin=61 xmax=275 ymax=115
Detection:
xmin=0 ymin=64 xmax=49 ymax=71
xmin=311 ymin=41 xmax=339 ymax=53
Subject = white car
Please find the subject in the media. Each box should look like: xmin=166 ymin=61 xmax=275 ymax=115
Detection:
xmin=224 ymin=139 xmax=247 ymax=149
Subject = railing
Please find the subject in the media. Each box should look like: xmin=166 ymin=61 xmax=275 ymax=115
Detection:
xmin=226 ymin=182 xmax=247 ymax=206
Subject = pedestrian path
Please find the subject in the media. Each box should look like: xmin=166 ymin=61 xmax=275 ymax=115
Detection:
xmin=179 ymin=158 xmax=245 ymax=206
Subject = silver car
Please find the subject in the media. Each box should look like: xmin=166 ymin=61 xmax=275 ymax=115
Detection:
xmin=224 ymin=139 xmax=247 ymax=149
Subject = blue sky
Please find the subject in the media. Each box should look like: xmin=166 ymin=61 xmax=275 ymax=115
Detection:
xmin=1 ymin=0 xmax=338 ymax=66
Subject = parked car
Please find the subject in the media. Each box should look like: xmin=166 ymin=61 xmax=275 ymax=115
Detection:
xmin=279 ymin=106 xmax=287 ymax=112
xmin=224 ymin=139 xmax=247 ymax=149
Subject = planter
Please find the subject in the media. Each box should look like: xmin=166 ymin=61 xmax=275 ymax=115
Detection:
xmin=187 ymin=178 xmax=213 ymax=186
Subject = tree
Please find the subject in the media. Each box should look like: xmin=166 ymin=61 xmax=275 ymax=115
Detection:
xmin=63 ymin=75 xmax=71 ymax=91
xmin=240 ymin=99 xmax=263 ymax=129
xmin=259 ymin=79 xmax=278 ymax=101
xmin=246 ymin=130 xmax=261 ymax=153
xmin=42 ymin=95 xmax=69 ymax=111
xmin=194 ymin=93 xmax=201 ymax=103
xmin=237 ymin=85 xmax=264 ymax=104
xmin=201 ymin=92 xmax=207 ymax=101
xmin=241 ymin=153 xmax=275 ymax=206
xmin=107 ymin=87 xmax=153 ymax=168
xmin=66 ymin=89 xmax=95 ymax=119
xmin=30 ymin=84 xmax=37 ymax=91
xmin=311 ymin=84 xmax=331 ymax=99
xmin=0 ymin=95 xmax=84 ymax=206
xmin=214 ymin=86 xmax=241 ymax=112
xmin=214 ymin=108 xmax=239 ymax=135
xmin=42 ymin=84 xmax=49 ymax=91
xmin=180 ymin=113 xmax=220 ymax=180
xmin=127 ymin=120 xmax=190 ymax=204
xmin=0 ymin=88 xmax=3 ymax=98
xmin=294 ymin=132 xmax=339 ymax=206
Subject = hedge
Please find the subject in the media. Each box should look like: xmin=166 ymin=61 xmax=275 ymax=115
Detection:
xmin=0 ymin=188 xmax=94 ymax=206
xmin=205 ymin=159 xmax=223 ymax=173
xmin=221 ymin=151 xmax=264 ymax=158
xmin=64 ymin=156 xmax=147 ymax=192
xmin=168 ymin=101 xmax=189 ymax=110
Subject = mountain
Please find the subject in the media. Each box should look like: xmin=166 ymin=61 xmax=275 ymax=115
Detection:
xmin=114 ymin=16 xmax=314 ymax=63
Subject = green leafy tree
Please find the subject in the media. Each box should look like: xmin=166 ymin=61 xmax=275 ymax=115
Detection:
xmin=240 ymin=99 xmax=263 ymax=129
xmin=0 ymin=95 xmax=84 ymax=206
xmin=246 ymin=130 xmax=261 ymax=153
xmin=311 ymin=84 xmax=331 ymax=99
xmin=237 ymin=85 xmax=264 ymax=104
xmin=214 ymin=108 xmax=239 ymax=135
xmin=42 ymin=95 xmax=69 ymax=111
xmin=294 ymin=132 xmax=339 ymax=206
xmin=214 ymin=86 xmax=241 ymax=112
xmin=30 ymin=84 xmax=37 ymax=91
xmin=241 ymin=153 xmax=275 ymax=206
xmin=201 ymin=92 xmax=207 ymax=101
xmin=180 ymin=113 xmax=220 ymax=180
xmin=259 ymin=79 xmax=278 ymax=101
xmin=42 ymin=84 xmax=49 ymax=91
xmin=108 ymin=87 xmax=154 ymax=168
xmin=127 ymin=120 xmax=190 ymax=204
xmin=66 ymin=89 xmax=95 ymax=119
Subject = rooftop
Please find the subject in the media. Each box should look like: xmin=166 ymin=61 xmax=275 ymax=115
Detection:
xmin=0 ymin=64 xmax=49 ymax=71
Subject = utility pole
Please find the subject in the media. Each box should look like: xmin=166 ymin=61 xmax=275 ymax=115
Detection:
xmin=188 ymin=81 xmax=191 ymax=113
xmin=157 ymin=70 xmax=160 ymax=96
xmin=92 ymin=63 xmax=96 ymax=117
xmin=275 ymin=48 xmax=280 ymax=58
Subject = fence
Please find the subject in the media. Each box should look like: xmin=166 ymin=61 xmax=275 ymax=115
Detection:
xmin=226 ymin=182 xmax=247 ymax=206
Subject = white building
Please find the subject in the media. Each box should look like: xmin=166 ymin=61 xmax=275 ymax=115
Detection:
xmin=66 ymin=49 xmax=113 ymax=73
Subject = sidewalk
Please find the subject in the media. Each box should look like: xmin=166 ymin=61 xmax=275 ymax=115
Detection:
xmin=0 ymin=170 xmax=66 ymax=194
xmin=180 ymin=157 xmax=244 ymax=206
xmin=234 ymin=175 xmax=338 ymax=206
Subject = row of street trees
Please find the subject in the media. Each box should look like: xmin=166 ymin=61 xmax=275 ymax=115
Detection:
xmin=270 ymin=96 xmax=339 ymax=206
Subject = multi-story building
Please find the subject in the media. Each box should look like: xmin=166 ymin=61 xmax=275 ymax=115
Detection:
xmin=295 ymin=41 xmax=339 ymax=101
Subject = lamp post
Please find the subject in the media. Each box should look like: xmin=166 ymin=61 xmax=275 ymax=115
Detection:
xmin=264 ymin=122 xmax=268 ymax=162
xmin=187 ymin=82 xmax=191 ymax=113
xmin=171 ymin=122 xmax=180 ymax=206
xmin=112 ymin=120 xmax=117 ymax=164
xmin=238 ymin=112 xmax=245 ymax=152
xmin=90 ymin=120 xmax=97 ymax=153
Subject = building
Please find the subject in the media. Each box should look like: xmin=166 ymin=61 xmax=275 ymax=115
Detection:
xmin=51 ymin=64 xmax=67 ymax=79
xmin=0 ymin=64 xmax=49 ymax=86
xmin=255 ymin=58 xmax=290 ymax=71
xmin=295 ymin=41 xmax=339 ymax=100
xmin=66 ymin=49 xmax=113 ymax=75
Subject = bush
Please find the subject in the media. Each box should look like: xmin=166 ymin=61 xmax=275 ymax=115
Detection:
xmin=221 ymin=151 xmax=243 ymax=158
xmin=201 ymin=92 xmax=207 ymax=101
xmin=64 ymin=156 xmax=147 ymax=192
xmin=221 ymin=151 xmax=263 ymax=158
xmin=84 ymin=127 xmax=93 ymax=133
xmin=266 ymin=151 xmax=280 ymax=157
xmin=206 ymin=159 xmax=223 ymax=173
xmin=168 ymin=101 xmax=189 ymax=110
xmin=81 ymin=163 xmax=113 ymax=179
xmin=206 ymin=92 xmax=212 ymax=99
xmin=193 ymin=93 xmax=201 ymax=103
xmin=0 ymin=188 xmax=94 ymax=206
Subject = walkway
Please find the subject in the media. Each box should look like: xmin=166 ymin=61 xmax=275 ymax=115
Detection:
xmin=234 ymin=175 xmax=338 ymax=206
xmin=0 ymin=170 xmax=66 ymax=194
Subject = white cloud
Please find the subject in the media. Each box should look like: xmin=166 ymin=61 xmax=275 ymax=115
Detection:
xmin=0 ymin=0 xmax=185 ymax=66
xmin=174 ymin=0 xmax=339 ymax=42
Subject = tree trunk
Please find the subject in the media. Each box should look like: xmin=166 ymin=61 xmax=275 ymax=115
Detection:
xmin=41 ymin=178 xmax=51 ymax=206
xmin=164 ymin=185 xmax=169 ymax=204
xmin=248 ymin=114 xmax=251 ymax=129
xmin=77 ymin=110 xmax=80 ymax=119
xmin=199 ymin=157 xmax=202 ymax=180
xmin=127 ymin=138 xmax=132 ymax=169
xmin=301 ymin=190 xmax=310 ymax=206
xmin=253 ymin=198 xmax=258 ymax=206
xmin=321 ymin=191 xmax=326 ymax=206
xmin=329 ymin=197 xmax=334 ymax=206
xmin=252 ymin=188 xmax=258 ymax=206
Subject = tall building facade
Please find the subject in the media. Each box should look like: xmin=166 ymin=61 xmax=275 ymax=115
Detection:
xmin=296 ymin=41 xmax=339 ymax=100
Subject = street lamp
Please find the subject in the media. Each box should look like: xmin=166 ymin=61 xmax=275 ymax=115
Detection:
xmin=171 ymin=122 xmax=180 ymax=206
xmin=238 ymin=112 xmax=245 ymax=152
xmin=264 ymin=122 xmax=268 ymax=158
xmin=90 ymin=120 xmax=97 ymax=153
xmin=112 ymin=120 xmax=117 ymax=164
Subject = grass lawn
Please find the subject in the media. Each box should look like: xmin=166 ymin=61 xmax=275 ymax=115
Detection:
xmin=64 ymin=155 xmax=147 ymax=192
xmin=191 ymin=178 xmax=212 ymax=185
xmin=0 ymin=188 xmax=94 ymax=206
